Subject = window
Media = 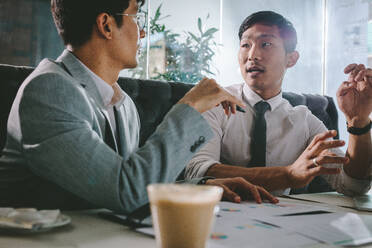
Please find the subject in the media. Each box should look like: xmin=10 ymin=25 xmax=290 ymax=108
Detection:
xmin=122 ymin=0 xmax=221 ymax=84
xmin=326 ymin=0 xmax=370 ymax=148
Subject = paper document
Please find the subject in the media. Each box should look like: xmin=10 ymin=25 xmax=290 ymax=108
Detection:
xmin=217 ymin=200 xmax=330 ymax=218
xmin=285 ymin=192 xmax=355 ymax=208
xmin=137 ymin=214 xmax=318 ymax=248
xmin=136 ymin=200 xmax=332 ymax=248
xmin=136 ymin=200 xmax=372 ymax=247
xmin=259 ymin=212 xmax=372 ymax=246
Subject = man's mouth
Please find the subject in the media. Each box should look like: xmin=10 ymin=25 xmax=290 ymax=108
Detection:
xmin=246 ymin=66 xmax=265 ymax=77
xmin=246 ymin=66 xmax=265 ymax=73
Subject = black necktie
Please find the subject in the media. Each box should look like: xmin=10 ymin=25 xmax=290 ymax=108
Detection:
xmin=114 ymin=108 xmax=122 ymax=155
xmin=250 ymin=101 xmax=270 ymax=167
xmin=104 ymin=118 xmax=117 ymax=152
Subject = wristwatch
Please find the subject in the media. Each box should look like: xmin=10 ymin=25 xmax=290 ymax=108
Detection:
xmin=347 ymin=120 xmax=372 ymax=135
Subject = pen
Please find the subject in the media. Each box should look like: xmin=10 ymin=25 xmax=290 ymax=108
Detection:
xmin=236 ymin=105 xmax=246 ymax=113
xmin=252 ymin=219 xmax=281 ymax=228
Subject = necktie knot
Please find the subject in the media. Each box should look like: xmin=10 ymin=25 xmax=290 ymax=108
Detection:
xmin=254 ymin=101 xmax=270 ymax=114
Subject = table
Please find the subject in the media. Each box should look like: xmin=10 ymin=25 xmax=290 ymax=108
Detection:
xmin=0 ymin=209 xmax=154 ymax=248
xmin=1 ymin=194 xmax=372 ymax=248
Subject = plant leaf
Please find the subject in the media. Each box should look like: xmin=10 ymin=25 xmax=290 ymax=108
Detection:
xmin=188 ymin=32 xmax=200 ymax=42
xmin=203 ymin=28 xmax=218 ymax=37
xmin=154 ymin=4 xmax=162 ymax=21
xmin=198 ymin=18 xmax=202 ymax=33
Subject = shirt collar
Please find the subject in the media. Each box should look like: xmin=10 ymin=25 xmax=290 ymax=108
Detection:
xmin=70 ymin=52 xmax=124 ymax=107
xmin=242 ymin=83 xmax=283 ymax=111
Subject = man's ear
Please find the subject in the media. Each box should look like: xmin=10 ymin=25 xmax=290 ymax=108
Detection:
xmin=96 ymin=13 xmax=114 ymax=40
xmin=286 ymin=51 xmax=299 ymax=68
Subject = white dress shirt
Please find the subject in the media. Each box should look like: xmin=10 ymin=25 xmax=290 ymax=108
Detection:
xmin=70 ymin=52 xmax=139 ymax=157
xmin=73 ymin=54 xmax=125 ymax=141
xmin=186 ymin=83 xmax=370 ymax=195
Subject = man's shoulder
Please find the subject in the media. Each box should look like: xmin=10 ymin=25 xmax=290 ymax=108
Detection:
xmin=21 ymin=58 xmax=79 ymax=93
xmin=281 ymin=98 xmax=323 ymax=125
xmin=282 ymin=98 xmax=311 ymax=113
xmin=16 ymin=58 xmax=91 ymax=113
xmin=15 ymin=58 xmax=95 ymax=119
xmin=29 ymin=58 xmax=70 ymax=81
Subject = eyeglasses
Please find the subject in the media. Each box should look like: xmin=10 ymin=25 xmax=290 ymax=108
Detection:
xmin=116 ymin=12 xmax=146 ymax=31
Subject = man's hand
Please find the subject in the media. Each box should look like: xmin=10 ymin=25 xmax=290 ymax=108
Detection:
xmin=178 ymin=77 xmax=246 ymax=115
xmin=337 ymin=64 xmax=372 ymax=127
xmin=287 ymin=130 xmax=348 ymax=189
xmin=205 ymin=177 xmax=279 ymax=204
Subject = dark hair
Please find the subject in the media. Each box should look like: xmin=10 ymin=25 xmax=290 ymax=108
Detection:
xmin=51 ymin=0 xmax=145 ymax=47
xmin=238 ymin=11 xmax=297 ymax=53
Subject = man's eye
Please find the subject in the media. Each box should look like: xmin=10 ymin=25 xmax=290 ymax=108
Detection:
xmin=241 ymin=43 xmax=250 ymax=48
xmin=262 ymin=42 xmax=272 ymax=48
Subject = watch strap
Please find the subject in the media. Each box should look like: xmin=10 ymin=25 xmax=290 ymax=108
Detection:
xmin=347 ymin=120 xmax=372 ymax=135
xmin=197 ymin=176 xmax=216 ymax=185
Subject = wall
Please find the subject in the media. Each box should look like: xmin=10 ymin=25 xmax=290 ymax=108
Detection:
xmin=0 ymin=0 xmax=63 ymax=66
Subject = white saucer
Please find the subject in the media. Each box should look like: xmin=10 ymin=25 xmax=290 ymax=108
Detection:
xmin=0 ymin=214 xmax=71 ymax=233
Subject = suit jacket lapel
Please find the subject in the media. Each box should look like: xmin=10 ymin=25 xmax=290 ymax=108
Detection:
xmin=56 ymin=50 xmax=119 ymax=153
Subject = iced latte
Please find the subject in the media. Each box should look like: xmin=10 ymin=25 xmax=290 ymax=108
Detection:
xmin=147 ymin=184 xmax=223 ymax=248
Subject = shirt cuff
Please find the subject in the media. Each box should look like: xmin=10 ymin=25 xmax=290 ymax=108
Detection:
xmin=188 ymin=160 xmax=220 ymax=179
xmin=339 ymin=167 xmax=371 ymax=196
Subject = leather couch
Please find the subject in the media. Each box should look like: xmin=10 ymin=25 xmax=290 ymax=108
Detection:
xmin=0 ymin=63 xmax=339 ymax=153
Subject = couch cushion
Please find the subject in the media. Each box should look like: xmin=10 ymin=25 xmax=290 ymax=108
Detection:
xmin=118 ymin=77 xmax=193 ymax=146
xmin=0 ymin=64 xmax=34 ymax=151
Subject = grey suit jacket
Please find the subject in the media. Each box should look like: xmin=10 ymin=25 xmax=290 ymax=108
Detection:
xmin=0 ymin=50 xmax=213 ymax=213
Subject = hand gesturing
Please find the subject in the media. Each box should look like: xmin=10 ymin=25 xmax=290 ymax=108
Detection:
xmin=337 ymin=64 xmax=372 ymax=126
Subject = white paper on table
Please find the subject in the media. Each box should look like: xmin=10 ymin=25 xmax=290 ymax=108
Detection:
xmin=136 ymin=200 xmax=330 ymax=248
xmin=259 ymin=212 xmax=372 ymax=246
xmin=209 ymin=215 xmax=318 ymax=248
xmin=217 ymin=200 xmax=330 ymax=219
xmin=284 ymin=192 xmax=355 ymax=208
xmin=136 ymin=218 xmax=319 ymax=248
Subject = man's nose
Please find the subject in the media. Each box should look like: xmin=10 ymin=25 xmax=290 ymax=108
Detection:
xmin=248 ymin=45 xmax=261 ymax=61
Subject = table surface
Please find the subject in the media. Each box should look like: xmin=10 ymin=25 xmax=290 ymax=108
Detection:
xmin=1 ymin=194 xmax=372 ymax=248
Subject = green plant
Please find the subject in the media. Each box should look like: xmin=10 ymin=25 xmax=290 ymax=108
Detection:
xmin=132 ymin=4 xmax=219 ymax=84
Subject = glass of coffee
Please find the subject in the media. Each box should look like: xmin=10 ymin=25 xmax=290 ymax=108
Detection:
xmin=147 ymin=184 xmax=223 ymax=248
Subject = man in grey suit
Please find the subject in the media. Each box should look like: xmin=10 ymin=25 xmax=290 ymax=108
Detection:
xmin=0 ymin=0 xmax=278 ymax=213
